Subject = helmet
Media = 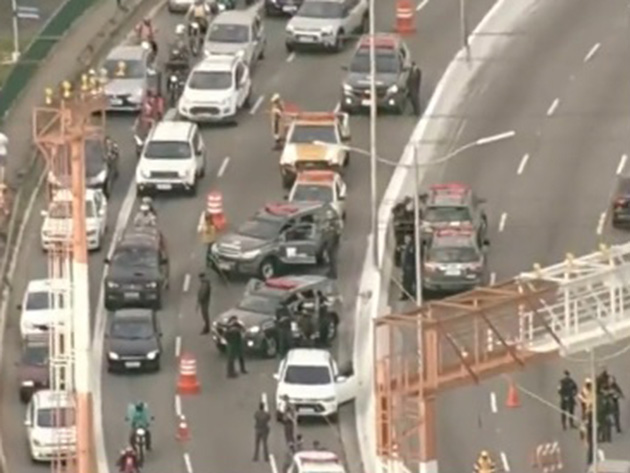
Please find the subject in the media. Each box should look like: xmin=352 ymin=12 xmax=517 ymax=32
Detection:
xmin=140 ymin=203 xmax=151 ymax=213
xmin=176 ymin=24 xmax=186 ymax=35
xmin=142 ymin=196 xmax=152 ymax=206
xmin=480 ymin=451 xmax=489 ymax=458
xmin=135 ymin=402 xmax=144 ymax=410
xmin=271 ymin=93 xmax=281 ymax=103
xmin=585 ymin=378 xmax=592 ymax=385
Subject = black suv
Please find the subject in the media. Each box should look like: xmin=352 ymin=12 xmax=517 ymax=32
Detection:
xmin=106 ymin=308 xmax=163 ymax=372
xmin=104 ymin=226 xmax=169 ymax=310
xmin=264 ymin=0 xmax=304 ymax=16
xmin=210 ymin=201 xmax=342 ymax=280
xmin=212 ymin=275 xmax=342 ymax=358
xmin=341 ymin=34 xmax=414 ymax=114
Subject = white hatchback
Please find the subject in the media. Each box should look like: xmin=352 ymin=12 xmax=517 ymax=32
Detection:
xmin=274 ymin=348 xmax=356 ymax=422
xmin=178 ymin=54 xmax=252 ymax=124
xmin=40 ymin=188 xmax=108 ymax=251
xmin=19 ymin=279 xmax=70 ymax=340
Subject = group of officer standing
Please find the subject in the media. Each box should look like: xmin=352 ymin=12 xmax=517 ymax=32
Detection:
xmin=558 ymin=369 xmax=624 ymax=453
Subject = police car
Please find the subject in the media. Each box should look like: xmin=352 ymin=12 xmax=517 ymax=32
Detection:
xmin=274 ymin=348 xmax=356 ymax=422
xmin=420 ymin=182 xmax=488 ymax=244
xmin=287 ymin=451 xmax=347 ymax=473
xmin=288 ymin=170 xmax=347 ymax=220
xmin=422 ymin=226 xmax=489 ymax=295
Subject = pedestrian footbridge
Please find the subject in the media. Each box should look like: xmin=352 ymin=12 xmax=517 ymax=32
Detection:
xmin=373 ymin=242 xmax=630 ymax=464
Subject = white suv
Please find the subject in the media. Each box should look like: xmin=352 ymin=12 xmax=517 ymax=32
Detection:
xmin=274 ymin=348 xmax=356 ymax=422
xmin=178 ymin=54 xmax=252 ymax=124
xmin=136 ymin=120 xmax=207 ymax=195
xmin=25 ymin=390 xmax=76 ymax=462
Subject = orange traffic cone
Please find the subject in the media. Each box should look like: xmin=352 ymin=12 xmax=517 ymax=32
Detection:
xmin=206 ymin=191 xmax=227 ymax=231
xmin=176 ymin=415 xmax=190 ymax=442
xmin=506 ymin=378 xmax=520 ymax=408
xmin=177 ymin=353 xmax=200 ymax=395
xmin=395 ymin=0 xmax=415 ymax=34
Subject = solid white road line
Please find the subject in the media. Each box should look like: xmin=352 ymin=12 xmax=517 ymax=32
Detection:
xmin=270 ymin=454 xmax=279 ymax=473
xmin=584 ymin=42 xmax=601 ymax=62
xmin=184 ymin=452 xmax=194 ymax=473
xmin=416 ymin=0 xmax=430 ymax=11
xmin=501 ymin=452 xmax=510 ymax=472
xmin=182 ymin=273 xmax=191 ymax=293
xmin=517 ymin=153 xmax=529 ymax=175
xmin=617 ymin=154 xmax=627 ymax=175
xmin=250 ymin=95 xmax=264 ymax=115
xmin=498 ymin=212 xmax=507 ymax=232
xmin=596 ymin=212 xmax=607 ymax=235
xmin=175 ymin=336 xmax=182 ymax=358
xmin=261 ymin=392 xmax=269 ymax=412
xmin=286 ymin=52 xmax=295 ymax=63
xmin=490 ymin=392 xmax=498 ymax=413
xmin=547 ymin=98 xmax=559 ymax=116
xmin=217 ymin=157 xmax=230 ymax=178
xmin=489 ymin=272 xmax=496 ymax=285
xmin=175 ymin=395 xmax=182 ymax=417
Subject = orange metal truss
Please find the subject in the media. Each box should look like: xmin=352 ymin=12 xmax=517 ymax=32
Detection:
xmin=374 ymin=279 xmax=563 ymax=462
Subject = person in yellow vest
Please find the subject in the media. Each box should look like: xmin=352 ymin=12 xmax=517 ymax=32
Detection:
xmin=270 ymin=94 xmax=285 ymax=150
xmin=198 ymin=211 xmax=218 ymax=268
xmin=473 ymin=451 xmax=496 ymax=473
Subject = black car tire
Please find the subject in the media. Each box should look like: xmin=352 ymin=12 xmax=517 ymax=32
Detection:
xmin=153 ymin=357 xmax=161 ymax=372
xmin=262 ymin=335 xmax=278 ymax=358
xmin=259 ymin=257 xmax=278 ymax=280
xmin=285 ymin=43 xmax=294 ymax=53
xmin=394 ymin=98 xmax=406 ymax=115
xmin=343 ymin=151 xmax=350 ymax=167
xmin=19 ymin=390 xmax=29 ymax=403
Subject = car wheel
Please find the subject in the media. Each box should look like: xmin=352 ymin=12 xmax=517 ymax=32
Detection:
xmin=394 ymin=99 xmax=406 ymax=115
xmin=19 ymin=390 xmax=29 ymax=403
xmin=328 ymin=412 xmax=339 ymax=423
xmin=154 ymin=358 xmax=161 ymax=372
xmin=104 ymin=300 xmax=116 ymax=311
xmin=344 ymin=151 xmax=350 ymax=167
xmin=262 ymin=335 xmax=278 ymax=358
xmin=199 ymin=162 xmax=206 ymax=178
xmin=189 ymin=180 xmax=198 ymax=196
xmin=244 ymin=88 xmax=252 ymax=108
xmin=259 ymin=258 xmax=277 ymax=280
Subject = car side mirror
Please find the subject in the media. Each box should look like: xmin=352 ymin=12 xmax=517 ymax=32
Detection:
xmin=336 ymin=375 xmax=347 ymax=383
xmin=40 ymin=210 xmax=48 ymax=217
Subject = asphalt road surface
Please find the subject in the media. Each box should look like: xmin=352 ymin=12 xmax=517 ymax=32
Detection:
xmin=0 ymin=0 xmax=505 ymax=472
xmin=386 ymin=0 xmax=630 ymax=471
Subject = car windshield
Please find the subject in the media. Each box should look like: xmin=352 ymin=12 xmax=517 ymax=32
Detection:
xmin=424 ymin=206 xmax=472 ymax=223
xmin=104 ymin=58 xmax=145 ymax=79
xmin=238 ymin=217 xmax=283 ymax=239
xmin=23 ymin=345 xmax=49 ymax=365
xmin=37 ymin=407 xmax=75 ymax=428
xmin=110 ymin=320 xmax=155 ymax=339
xmin=237 ymin=294 xmax=282 ymax=314
xmin=85 ymin=140 xmax=106 ymax=177
xmin=284 ymin=366 xmax=331 ymax=385
xmin=428 ymin=246 xmax=479 ymax=263
xmin=112 ymin=248 xmax=157 ymax=269
xmin=144 ymin=141 xmax=192 ymax=159
xmin=48 ymin=201 xmax=95 ymax=219
xmin=290 ymin=125 xmax=337 ymax=144
xmin=208 ymin=23 xmax=249 ymax=43
xmin=292 ymin=184 xmax=333 ymax=203
xmin=26 ymin=290 xmax=67 ymax=310
xmin=298 ymin=1 xmax=343 ymax=18
xmin=188 ymin=70 xmax=232 ymax=90
xmin=350 ymin=51 xmax=400 ymax=74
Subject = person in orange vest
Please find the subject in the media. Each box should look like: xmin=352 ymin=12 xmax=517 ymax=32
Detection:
xmin=270 ymin=94 xmax=285 ymax=150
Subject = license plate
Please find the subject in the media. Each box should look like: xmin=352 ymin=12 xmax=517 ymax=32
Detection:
xmin=283 ymin=5 xmax=297 ymax=11
xmin=157 ymin=184 xmax=172 ymax=190
xmin=291 ymin=321 xmax=298 ymax=332
xmin=298 ymin=407 xmax=315 ymax=414
xmin=110 ymin=98 xmax=123 ymax=106
xmin=445 ymin=268 xmax=461 ymax=276
xmin=218 ymin=261 xmax=233 ymax=270
xmin=298 ymin=36 xmax=316 ymax=43
xmin=361 ymin=99 xmax=372 ymax=106
xmin=125 ymin=361 xmax=141 ymax=368
xmin=125 ymin=292 xmax=140 ymax=298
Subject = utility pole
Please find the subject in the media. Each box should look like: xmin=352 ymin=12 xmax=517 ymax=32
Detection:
xmin=368 ymin=0 xmax=378 ymax=267
xmin=589 ymin=349 xmax=599 ymax=471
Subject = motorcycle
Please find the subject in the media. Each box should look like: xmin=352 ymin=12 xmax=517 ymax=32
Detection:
xmin=188 ymin=21 xmax=203 ymax=56
xmin=167 ymin=73 xmax=184 ymax=108
xmin=121 ymin=456 xmax=139 ymax=473
xmin=131 ymin=427 xmax=147 ymax=466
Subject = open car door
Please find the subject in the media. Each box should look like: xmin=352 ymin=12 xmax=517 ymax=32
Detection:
xmin=279 ymin=223 xmax=319 ymax=265
xmin=334 ymin=360 xmax=358 ymax=405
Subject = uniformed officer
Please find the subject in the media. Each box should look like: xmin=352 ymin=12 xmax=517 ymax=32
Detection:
xmin=393 ymin=197 xmax=414 ymax=267
xmin=197 ymin=272 xmax=211 ymax=334
xmin=316 ymin=291 xmax=331 ymax=347
xmin=400 ymin=234 xmax=416 ymax=300
xmin=270 ymin=94 xmax=285 ymax=150
xmin=597 ymin=368 xmax=610 ymax=393
xmin=225 ymin=316 xmax=247 ymax=378
xmin=597 ymin=388 xmax=613 ymax=443
xmin=609 ymin=376 xmax=624 ymax=433
xmin=253 ymin=402 xmax=270 ymax=462
xmin=407 ymin=61 xmax=422 ymax=116
xmin=558 ymin=370 xmax=578 ymax=430
xmin=276 ymin=303 xmax=293 ymax=357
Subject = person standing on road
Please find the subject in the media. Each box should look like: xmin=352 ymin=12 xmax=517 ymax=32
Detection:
xmin=400 ymin=234 xmax=416 ymax=300
xmin=558 ymin=370 xmax=578 ymax=430
xmin=609 ymin=376 xmax=624 ymax=433
xmin=407 ymin=61 xmax=422 ymax=116
xmin=225 ymin=316 xmax=247 ymax=378
xmin=253 ymin=402 xmax=270 ymax=462
xmin=276 ymin=303 xmax=293 ymax=357
xmin=197 ymin=272 xmax=212 ymax=334
xmin=281 ymin=395 xmax=297 ymax=446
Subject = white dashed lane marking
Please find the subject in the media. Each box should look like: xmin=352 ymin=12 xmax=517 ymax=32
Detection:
xmin=617 ymin=154 xmax=627 ymax=175
xmin=517 ymin=153 xmax=529 ymax=175
xmin=596 ymin=212 xmax=607 ymax=235
xmin=498 ymin=212 xmax=508 ymax=232
xmin=584 ymin=42 xmax=601 ymax=62
xmin=286 ymin=52 xmax=295 ymax=63
xmin=416 ymin=0 xmax=430 ymax=11
xmin=547 ymin=98 xmax=559 ymax=116
xmin=217 ymin=157 xmax=230 ymax=178
xmin=501 ymin=452 xmax=511 ymax=472
xmin=489 ymin=272 xmax=496 ymax=285
xmin=250 ymin=95 xmax=264 ymax=115
xmin=490 ymin=392 xmax=498 ymax=413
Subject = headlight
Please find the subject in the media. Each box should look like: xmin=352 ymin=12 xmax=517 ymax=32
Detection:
xmin=286 ymin=24 xmax=295 ymax=33
xmin=235 ymin=49 xmax=245 ymax=59
xmin=108 ymin=352 xmax=119 ymax=360
xmin=387 ymin=84 xmax=399 ymax=94
xmin=342 ymin=83 xmax=353 ymax=93
xmin=21 ymin=380 xmax=35 ymax=387
xmin=107 ymin=281 xmax=119 ymax=288
xmin=240 ymin=249 xmax=261 ymax=259
xmin=146 ymin=350 xmax=159 ymax=360
xmin=321 ymin=26 xmax=334 ymax=35
xmin=145 ymin=281 xmax=157 ymax=289
xmin=248 ymin=326 xmax=261 ymax=334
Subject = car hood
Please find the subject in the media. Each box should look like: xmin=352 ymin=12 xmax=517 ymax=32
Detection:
xmin=43 ymin=217 xmax=99 ymax=234
xmin=19 ymin=365 xmax=49 ymax=384
xmin=281 ymin=143 xmax=342 ymax=166
xmin=105 ymin=78 xmax=144 ymax=96
xmin=345 ymin=72 xmax=398 ymax=88
xmin=22 ymin=309 xmax=64 ymax=329
xmin=216 ymin=232 xmax=269 ymax=251
xmin=277 ymin=383 xmax=336 ymax=400
xmin=32 ymin=427 xmax=76 ymax=446
xmin=289 ymin=17 xmax=342 ymax=30
xmin=204 ymin=42 xmax=250 ymax=60
xmin=216 ymin=308 xmax=272 ymax=327
xmin=139 ymin=156 xmax=193 ymax=173
xmin=181 ymin=87 xmax=233 ymax=105
xmin=107 ymin=337 xmax=159 ymax=355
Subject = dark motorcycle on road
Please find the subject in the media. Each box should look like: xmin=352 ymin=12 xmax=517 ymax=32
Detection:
xmin=166 ymin=72 xmax=185 ymax=108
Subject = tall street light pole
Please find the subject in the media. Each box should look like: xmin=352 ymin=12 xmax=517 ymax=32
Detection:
xmin=368 ymin=0 xmax=378 ymax=268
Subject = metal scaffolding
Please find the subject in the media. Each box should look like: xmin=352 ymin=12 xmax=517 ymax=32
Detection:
xmin=33 ymin=74 xmax=106 ymax=473
xmin=374 ymin=243 xmax=630 ymax=467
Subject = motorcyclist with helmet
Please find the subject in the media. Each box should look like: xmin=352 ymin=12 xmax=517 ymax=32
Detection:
xmin=166 ymin=24 xmax=191 ymax=73
xmin=127 ymin=401 xmax=152 ymax=452
xmin=473 ymin=451 xmax=496 ymax=473
xmin=143 ymin=89 xmax=164 ymax=123
xmin=135 ymin=18 xmax=158 ymax=56
xmin=116 ymin=446 xmax=140 ymax=473
xmin=186 ymin=0 xmax=211 ymax=41
xmin=134 ymin=197 xmax=157 ymax=227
